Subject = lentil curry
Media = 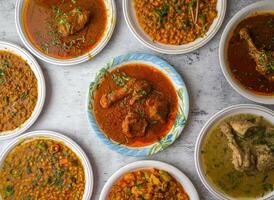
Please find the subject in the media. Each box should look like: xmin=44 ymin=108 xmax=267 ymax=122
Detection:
xmin=92 ymin=63 xmax=178 ymax=147
xmin=0 ymin=50 xmax=37 ymax=132
xmin=134 ymin=0 xmax=218 ymax=45
xmin=201 ymin=114 xmax=274 ymax=198
xmin=0 ymin=138 xmax=85 ymax=200
xmin=228 ymin=13 xmax=274 ymax=95
xmin=23 ymin=0 xmax=108 ymax=59
xmin=108 ymin=168 xmax=189 ymax=200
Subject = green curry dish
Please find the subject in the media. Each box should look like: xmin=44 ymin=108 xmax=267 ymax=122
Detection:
xmin=202 ymin=114 xmax=274 ymax=198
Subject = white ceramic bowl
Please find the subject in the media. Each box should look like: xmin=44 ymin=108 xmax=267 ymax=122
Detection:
xmin=195 ymin=104 xmax=274 ymax=200
xmin=99 ymin=160 xmax=199 ymax=200
xmin=123 ymin=0 xmax=226 ymax=54
xmin=0 ymin=130 xmax=94 ymax=200
xmin=0 ymin=41 xmax=45 ymax=141
xmin=219 ymin=0 xmax=274 ymax=105
xmin=15 ymin=0 xmax=116 ymax=66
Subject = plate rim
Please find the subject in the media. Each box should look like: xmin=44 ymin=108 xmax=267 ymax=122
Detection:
xmin=86 ymin=53 xmax=189 ymax=157
xmin=99 ymin=160 xmax=200 ymax=200
xmin=0 ymin=41 xmax=46 ymax=141
xmin=123 ymin=0 xmax=227 ymax=54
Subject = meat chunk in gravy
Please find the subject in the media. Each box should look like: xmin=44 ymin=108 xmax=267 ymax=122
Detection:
xmin=57 ymin=8 xmax=90 ymax=36
xmin=122 ymin=112 xmax=148 ymax=138
xmin=221 ymin=117 xmax=274 ymax=172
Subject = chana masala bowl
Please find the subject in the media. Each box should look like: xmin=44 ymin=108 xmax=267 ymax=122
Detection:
xmin=123 ymin=0 xmax=226 ymax=54
xmin=0 ymin=41 xmax=45 ymax=141
xmin=0 ymin=131 xmax=93 ymax=200
xmin=99 ymin=160 xmax=199 ymax=200
xmin=15 ymin=0 xmax=116 ymax=65
xmin=87 ymin=53 xmax=189 ymax=156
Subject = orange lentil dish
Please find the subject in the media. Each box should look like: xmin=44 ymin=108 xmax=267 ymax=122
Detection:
xmin=0 ymin=138 xmax=85 ymax=200
xmin=108 ymin=168 xmax=189 ymax=200
xmin=134 ymin=0 xmax=218 ymax=45
xmin=0 ymin=51 xmax=37 ymax=132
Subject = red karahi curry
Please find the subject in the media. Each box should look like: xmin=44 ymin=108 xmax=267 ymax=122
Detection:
xmin=227 ymin=13 xmax=274 ymax=95
xmin=23 ymin=0 xmax=108 ymax=59
xmin=92 ymin=64 xmax=178 ymax=147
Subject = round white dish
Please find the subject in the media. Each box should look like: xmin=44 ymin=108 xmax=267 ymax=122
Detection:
xmin=0 ymin=130 xmax=94 ymax=200
xmin=99 ymin=160 xmax=199 ymax=200
xmin=195 ymin=104 xmax=274 ymax=200
xmin=123 ymin=0 xmax=226 ymax=54
xmin=219 ymin=0 xmax=274 ymax=105
xmin=0 ymin=41 xmax=45 ymax=141
xmin=15 ymin=0 xmax=116 ymax=66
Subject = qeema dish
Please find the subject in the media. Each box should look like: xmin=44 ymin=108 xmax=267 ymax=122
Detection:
xmin=107 ymin=168 xmax=189 ymax=200
xmin=201 ymin=113 xmax=274 ymax=199
xmin=0 ymin=50 xmax=37 ymax=133
xmin=0 ymin=138 xmax=86 ymax=200
xmin=22 ymin=0 xmax=108 ymax=59
xmin=92 ymin=63 xmax=178 ymax=147
xmin=134 ymin=0 xmax=218 ymax=45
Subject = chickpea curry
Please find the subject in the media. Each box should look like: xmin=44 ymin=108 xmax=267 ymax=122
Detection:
xmin=228 ymin=13 xmax=274 ymax=95
xmin=0 ymin=50 xmax=37 ymax=132
xmin=134 ymin=0 xmax=218 ymax=45
xmin=23 ymin=0 xmax=108 ymax=59
xmin=108 ymin=168 xmax=189 ymax=200
xmin=0 ymin=138 xmax=85 ymax=200
xmin=92 ymin=64 xmax=178 ymax=147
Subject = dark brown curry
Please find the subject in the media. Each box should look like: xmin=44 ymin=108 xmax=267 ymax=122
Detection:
xmin=227 ymin=13 xmax=274 ymax=95
xmin=92 ymin=64 xmax=178 ymax=147
xmin=23 ymin=0 xmax=107 ymax=59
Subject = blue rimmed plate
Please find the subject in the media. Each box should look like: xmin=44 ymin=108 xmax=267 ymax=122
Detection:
xmin=86 ymin=53 xmax=189 ymax=156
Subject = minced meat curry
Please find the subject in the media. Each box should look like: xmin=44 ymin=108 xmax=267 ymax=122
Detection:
xmin=0 ymin=138 xmax=85 ymax=200
xmin=0 ymin=50 xmax=37 ymax=132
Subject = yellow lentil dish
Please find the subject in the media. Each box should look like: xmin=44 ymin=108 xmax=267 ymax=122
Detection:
xmin=134 ymin=0 xmax=218 ymax=45
xmin=0 ymin=138 xmax=85 ymax=200
xmin=108 ymin=168 xmax=189 ymax=200
xmin=0 ymin=51 xmax=37 ymax=132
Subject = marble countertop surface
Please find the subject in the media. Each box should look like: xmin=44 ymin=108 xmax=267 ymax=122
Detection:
xmin=0 ymin=0 xmax=273 ymax=199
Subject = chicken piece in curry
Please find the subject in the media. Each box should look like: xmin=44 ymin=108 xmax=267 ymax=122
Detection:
xmin=23 ymin=0 xmax=107 ymax=59
xmin=92 ymin=64 xmax=178 ymax=147
xmin=202 ymin=114 xmax=274 ymax=198
xmin=228 ymin=13 xmax=274 ymax=95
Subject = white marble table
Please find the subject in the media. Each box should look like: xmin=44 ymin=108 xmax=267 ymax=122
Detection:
xmin=0 ymin=0 xmax=273 ymax=199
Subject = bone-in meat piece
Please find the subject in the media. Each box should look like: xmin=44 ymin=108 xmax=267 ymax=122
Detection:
xmin=239 ymin=28 xmax=274 ymax=82
xmin=122 ymin=112 xmax=148 ymax=138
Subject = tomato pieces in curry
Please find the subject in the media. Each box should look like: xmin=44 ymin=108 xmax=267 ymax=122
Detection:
xmin=23 ymin=0 xmax=107 ymax=59
xmin=0 ymin=139 xmax=85 ymax=200
xmin=108 ymin=168 xmax=189 ymax=200
xmin=93 ymin=64 xmax=178 ymax=147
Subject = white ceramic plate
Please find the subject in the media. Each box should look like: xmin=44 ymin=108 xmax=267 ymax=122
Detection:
xmin=15 ymin=0 xmax=116 ymax=66
xmin=219 ymin=0 xmax=274 ymax=105
xmin=99 ymin=160 xmax=199 ymax=200
xmin=195 ymin=104 xmax=274 ymax=200
xmin=0 ymin=130 xmax=94 ymax=200
xmin=123 ymin=0 xmax=226 ymax=54
xmin=0 ymin=41 xmax=45 ymax=141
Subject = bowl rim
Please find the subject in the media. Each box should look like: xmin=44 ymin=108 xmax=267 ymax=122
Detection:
xmin=123 ymin=0 xmax=227 ymax=55
xmin=194 ymin=104 xmax=274 ymax=200
xmin=0 ymin=41 xmax=46 ymax=141
xmin=219 ymin=0 xmax=274 ymax=105
xmin=99 ymin=160 xmax=200 ymax=200
xmin=15 ymin=0 xmax=117 ymax=66
xmin=86 ymin=53 xmax=189 ymax=157
xmin=0 ymin=130 xmax=94 ymax=200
